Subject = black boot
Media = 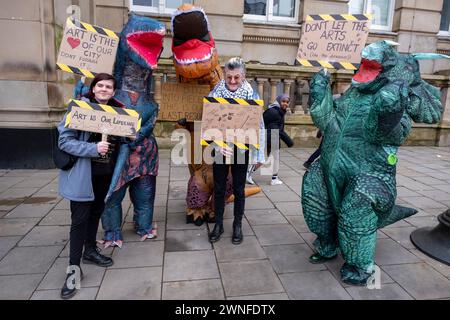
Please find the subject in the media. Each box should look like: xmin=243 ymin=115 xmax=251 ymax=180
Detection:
xmin=60 ymin=266 xmax=83 ymax=300
xmin=209 ymin=224 xmax=224 ymax=243
xmin=194 ymin=216 xmax=204 ymax=226
xmin=232 ymin=223 xmax=243 ymax=245
xmin=309 ymin=252 xmax=337 ymax=264
xmin=82 ymin=246 xmax=113 ymax=267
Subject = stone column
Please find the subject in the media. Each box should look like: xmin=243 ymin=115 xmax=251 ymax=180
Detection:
xmin=167 ymin=72 xmax=177 ymax=83
xmin=283 ymin=79 xmax=294 ymax=94
xmin=392 ymin=1 xmax=443 ymax=73
xmin=297 ymin=78 xmax=310 ymax=114
xmin=256 ymin=77 xmax=267 ymax=102
xmin=283 ymin=78 xmax=295 ymax=112
xmin=270 ymin=79 xmax=280 ymax=103
xmin=438 ymin=86 xmax=450 ymax=146
xmin=441 ymin=86 xmax=450 ymax=122
xmin=154 ymin=73 xmax=163 ymax=104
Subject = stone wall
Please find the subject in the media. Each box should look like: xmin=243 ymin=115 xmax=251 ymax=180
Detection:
xmin=1 ymin=0 xmax=450 ymax=168
xmin=0 ymin=0 xmax=63 ymax=129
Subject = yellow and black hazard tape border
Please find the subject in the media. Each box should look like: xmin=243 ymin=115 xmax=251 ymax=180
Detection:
xmin=57 ymin=18 xmax=120 ymax=78
xmin=57 ymin=64 xmax=97 ymax=78
xmin=201 ymin=97 xmax=263 ymax=150
xmin=67 ymin=17 xmax=119 ymax=39
xmin=200 ymin=139 xmax=260 ymax=151
xmin=297 ymin=59 xmax=360 ymax=70
xmin=306 ymin=14 xmax=372 ymax=21
xmin=300 ymin=13 xmax=372 ymax=70
xmin=65 ymin=99 xmax=141 ymax=130
xmin=203 ymin=97 xmax=264 ymax=106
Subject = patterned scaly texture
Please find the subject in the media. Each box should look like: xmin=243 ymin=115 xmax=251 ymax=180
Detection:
xmin=302 ymin=40 xmax=443 ymax=284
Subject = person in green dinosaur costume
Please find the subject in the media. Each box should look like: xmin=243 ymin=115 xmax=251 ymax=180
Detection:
xmin=302 ymin=40 xmax=448 ymax=285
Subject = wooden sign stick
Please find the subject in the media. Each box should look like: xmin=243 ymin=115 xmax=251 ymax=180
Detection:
xmin=100 ymin=133 xmax=108 ymax=158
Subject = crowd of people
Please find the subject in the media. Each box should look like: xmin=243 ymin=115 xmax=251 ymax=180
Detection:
xmin=57 ymin=57 xmax=320 ymax=299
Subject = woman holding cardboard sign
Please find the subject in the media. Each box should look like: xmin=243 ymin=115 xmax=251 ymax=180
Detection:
xmin=208 ymin=57 xmax=265 ymax=245
xmin=57 ymin=73 xmax=124 ymax=299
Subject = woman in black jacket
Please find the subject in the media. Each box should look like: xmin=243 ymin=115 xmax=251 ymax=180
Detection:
xmin=247 ymin=94 xmax=294 ymax=185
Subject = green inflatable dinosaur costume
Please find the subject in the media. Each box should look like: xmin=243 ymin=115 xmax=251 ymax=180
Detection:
xmin=302 ymin=40 xmax=448 ymax=285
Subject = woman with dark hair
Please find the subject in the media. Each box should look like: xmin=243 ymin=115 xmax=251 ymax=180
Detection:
xmin=57 ymin=73 xmax=124 ymax=299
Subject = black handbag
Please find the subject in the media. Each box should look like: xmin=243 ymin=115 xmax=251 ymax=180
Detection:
xmin=53 ymin=130 xmax=78 ymax=170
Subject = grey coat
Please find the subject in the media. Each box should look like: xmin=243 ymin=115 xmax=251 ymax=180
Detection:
xmin=57 ymin=103 xmax=99 ymax=202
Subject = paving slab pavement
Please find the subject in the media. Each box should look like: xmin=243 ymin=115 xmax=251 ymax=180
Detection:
xmin=0 ymin=147 xmax=449 ymax=299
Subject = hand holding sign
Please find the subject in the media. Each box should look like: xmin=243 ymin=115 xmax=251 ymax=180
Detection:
xmin=219 ymin=145 xmax=234 ymax=157
xmin=97 ymin=140 xmax=110 ymax=156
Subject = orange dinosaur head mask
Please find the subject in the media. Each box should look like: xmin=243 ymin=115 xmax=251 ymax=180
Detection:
xmin=171 ymin=4 xmax=219 ymax=80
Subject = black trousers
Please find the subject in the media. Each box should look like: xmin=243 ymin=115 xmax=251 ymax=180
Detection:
xmin=306 ymin=138 xmax=323 ymax=164
xmin=213 ymin=147 xmax=249 ymax=226
xmin=69 ymin=174 xmax=111 ymax=266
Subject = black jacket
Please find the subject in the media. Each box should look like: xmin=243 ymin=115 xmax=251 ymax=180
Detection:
xmin=263 ymin=105 xmax=294 ymax=151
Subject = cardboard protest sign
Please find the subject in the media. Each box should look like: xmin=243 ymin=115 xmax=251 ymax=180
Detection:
xmin=200 ymin=98 xmax=264 ymax=150
xmin=159 ymin=83 xmax=211 ymax=121
xmin=65 ymin=100 xmax=141 ymax=138
xmin=57 ymin=18 xmax=119 ymax=78
xmin=297 ymin=14 xmax=372 ymax=70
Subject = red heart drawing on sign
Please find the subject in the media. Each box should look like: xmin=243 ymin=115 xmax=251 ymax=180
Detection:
xmin=67 ymin=37 xmax=80 ymax=49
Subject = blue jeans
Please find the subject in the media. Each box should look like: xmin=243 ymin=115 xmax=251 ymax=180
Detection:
xmin=102 ymin=175 xmax=156 ymax=241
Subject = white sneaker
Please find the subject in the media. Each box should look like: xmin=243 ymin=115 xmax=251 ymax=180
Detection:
xmin=246 ymin=173 xmax=255 ymax=185
xmin=270 ymin=178 xmax=283 ymax=185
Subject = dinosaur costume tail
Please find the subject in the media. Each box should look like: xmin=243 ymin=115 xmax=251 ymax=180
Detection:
xmin=226 ymin=185 xmax=262 ymax=203
xmin=377 ymin=205 xmax=417 ymax=229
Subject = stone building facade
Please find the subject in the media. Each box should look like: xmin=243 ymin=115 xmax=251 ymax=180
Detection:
xmin=1 ymin=0 xmax=450 ymax=168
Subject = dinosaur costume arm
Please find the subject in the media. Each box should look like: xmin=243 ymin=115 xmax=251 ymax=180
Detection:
xmin=128 ymin=108 xmax=158 ymax=148
xmin=364 ymin=81 xmax=412 ymax=145
xmin=309 ymin=69 xmax=335 ymax=132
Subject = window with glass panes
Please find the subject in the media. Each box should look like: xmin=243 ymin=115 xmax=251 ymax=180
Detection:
xmin=348 ymin=0 xmax=395 ymax=31
xmin=130 ymin=0 xmax=193 ymax=14
xmin=244 ymin=0 xmax=299 ymax=23
xmin=440 ymin=0 xmax=450 ymax=34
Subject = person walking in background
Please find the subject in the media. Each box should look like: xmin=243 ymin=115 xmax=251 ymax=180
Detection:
xmin=303 ymin=130 xmax=322 ymax=169
xmin=247 ymin=94 xmax=293 ymax=185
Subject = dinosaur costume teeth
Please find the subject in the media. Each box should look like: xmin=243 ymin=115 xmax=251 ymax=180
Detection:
xmin=171 ymin=4 xmax=221 ymax=85
xmin=126 ymin=30 xmax=165 ymax=69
